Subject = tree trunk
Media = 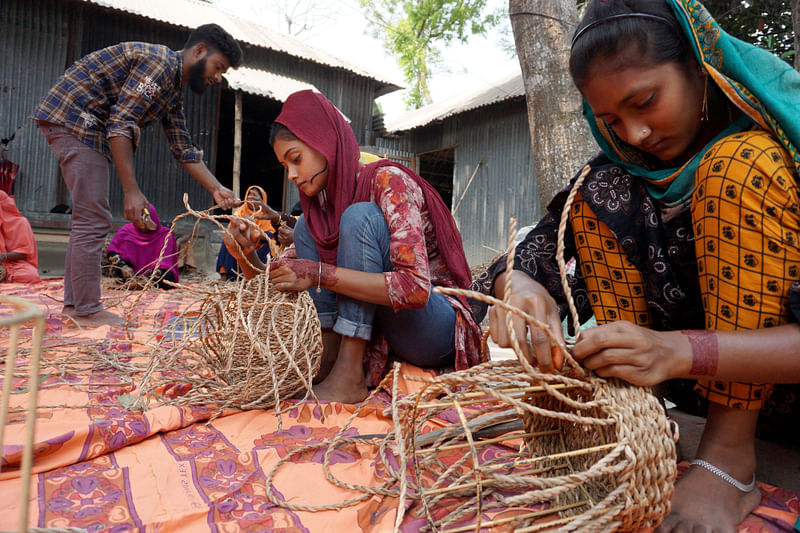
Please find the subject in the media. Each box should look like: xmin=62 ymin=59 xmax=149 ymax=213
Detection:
xmin=509 ymin=0 xmax=597 ymax=216
xmin=792 ymin=0 xmax=800 ymax=71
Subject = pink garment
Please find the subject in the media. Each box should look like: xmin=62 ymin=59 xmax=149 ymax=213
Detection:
xmin=106 ymin=204 xmax=178 ymax=280
xmin=0 ymin=192 xmax=40 ymax=283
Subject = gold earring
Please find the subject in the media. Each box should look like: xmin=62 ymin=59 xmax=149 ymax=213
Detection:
xmin=700 ymin=75 xmax=709 ymax=121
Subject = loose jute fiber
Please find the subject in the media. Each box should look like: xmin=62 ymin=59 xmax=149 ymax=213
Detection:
xmin=264 ymin=166 xmax=678 ymax=532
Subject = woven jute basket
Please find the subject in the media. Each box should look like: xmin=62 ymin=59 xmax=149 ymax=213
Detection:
xmin=138 ymin=274 xmax=322 ymax=412
xmin=388 ymin=166 xmax=678 ymax=532
xmin=391 ymin=354 xmax=676 ymax=532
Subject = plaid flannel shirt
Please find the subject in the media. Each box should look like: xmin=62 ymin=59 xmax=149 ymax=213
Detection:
xmin=32 ymin=42 xmax=203 ymax=163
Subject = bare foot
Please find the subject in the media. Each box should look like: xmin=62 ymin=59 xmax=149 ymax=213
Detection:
xmin=75 ymin=309 xmax=125 ymax=327
xmin=312 ymin=375 xmax=368 ymax=403
xmin=62 ymin=305 xmax=76 ymax=316
xmin=311 ymin=336 xmax=369 ymax=403
xmin=657 ymin=464 xmax=761 ymax=533
xmin=657 ymin=404 xmax=761 ymax=533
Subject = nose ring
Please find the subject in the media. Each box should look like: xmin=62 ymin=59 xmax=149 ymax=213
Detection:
xmin=641 ymin=127 xmax=649 ymax=136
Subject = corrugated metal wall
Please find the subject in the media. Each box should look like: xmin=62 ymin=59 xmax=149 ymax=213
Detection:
xmin=376 ymin=100 xmax=539 ymax=267
xmin=0 ymin=0 xmax=218 ymax=222
xmin=0 ymin=0 xmax=70 ymax=214
xmin=241 ymin=47 xmax=377 ymax=146
xmin=1 ymin=0 xmax=385 ymax=224
xmin=451 ymin=103 xmax=539 ymax=266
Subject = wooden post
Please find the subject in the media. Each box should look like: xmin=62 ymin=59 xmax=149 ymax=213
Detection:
xmin=232 ymin=91 xmax=243 ymax=199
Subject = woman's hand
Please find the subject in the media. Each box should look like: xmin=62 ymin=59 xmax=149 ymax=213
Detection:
xmin=269 ymin=258 xmax=319 ymax=292
xmin=490 ymin=270 xmax=566 ymax=372
xmin=224 ymin=219 xmax=263 ymax=263
xmin=277 ymin=225 xmax=294 ymax=246
xmin=571 ymin=321 xmax=688 ymax=386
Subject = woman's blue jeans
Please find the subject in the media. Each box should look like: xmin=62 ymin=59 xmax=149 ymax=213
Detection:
xmin=293 ymin=202 xmax=456 ymax=368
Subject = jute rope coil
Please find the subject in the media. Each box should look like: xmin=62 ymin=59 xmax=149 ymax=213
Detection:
xmin=263 ymin=165 xmax=678 ymax=532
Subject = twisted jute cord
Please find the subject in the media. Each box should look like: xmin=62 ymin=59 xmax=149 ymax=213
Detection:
xmin=397 ymin=372 xmax=616 ymax=532
xmin=390 ymin=362 xmax=410 ymax=532
xmin=259 ymin=363 xmax=669 ymax=530
xmin=263 ymin=371 xmax=406 ymax=512
xmin=259 ymin=359 xmax=657 ymax=528
xmin=87 ymin=193 xmax=279 ymax=340
xmin=558 ymin=164 xmax=592 ymax=346
xmin=135 ymin=272 xmax=322 ymax=425
xmin=0 ymin=327 xmax=164 ymax=413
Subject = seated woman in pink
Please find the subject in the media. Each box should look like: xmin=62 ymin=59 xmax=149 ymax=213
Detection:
xmin=106 ymin=203 xmax=178 ymax=289
xmin=0 ymin=191 xmax=40 ymax=283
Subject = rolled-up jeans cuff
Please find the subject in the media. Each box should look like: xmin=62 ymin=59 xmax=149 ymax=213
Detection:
xmin=317 ymin=311 xmax=338 ymax=330
xmin=333 ymin=316 xmax=373 ymax=341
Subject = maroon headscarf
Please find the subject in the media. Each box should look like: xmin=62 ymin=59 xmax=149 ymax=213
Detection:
xmin=275 ymin=90 xmax=472 ymax=289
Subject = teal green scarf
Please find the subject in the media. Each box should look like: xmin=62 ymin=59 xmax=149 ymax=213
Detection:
xmin=583 ymin=0 xmax=800 ymax=207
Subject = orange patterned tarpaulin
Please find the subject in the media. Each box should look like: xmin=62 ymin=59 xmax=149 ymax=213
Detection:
xmin=0 ymin=278 xmax=798 ymax=532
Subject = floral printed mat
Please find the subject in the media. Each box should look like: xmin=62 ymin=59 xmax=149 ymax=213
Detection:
xmin=0 ymin=278 xmax=798 ymax=532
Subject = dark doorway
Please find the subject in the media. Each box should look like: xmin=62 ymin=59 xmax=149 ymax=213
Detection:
xmin=417 ymin=147 xmax=455 ymax=208
xmin=417 ymin=146 xmax=456 ymax=209
xmin=217 ymin=90 xmax=286 ymax=210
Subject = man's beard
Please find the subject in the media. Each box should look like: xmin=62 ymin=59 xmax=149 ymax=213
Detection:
xmin=188 ymin=56 xmax=208 ymax=95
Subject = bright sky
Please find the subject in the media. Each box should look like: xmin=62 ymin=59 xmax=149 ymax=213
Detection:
xmin=212 ymin=0 xmax=519 ymax=121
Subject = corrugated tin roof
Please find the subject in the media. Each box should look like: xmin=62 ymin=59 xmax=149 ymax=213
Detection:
xmin=224 ymin=68 xmax=350 ymax=122
xmin=384 ymin=69 xmax=524 ymax=133
xmin=83 ymin=0 xmax=401 ymax=91
xmin=223 ymin=67 xmax=318 ymax=101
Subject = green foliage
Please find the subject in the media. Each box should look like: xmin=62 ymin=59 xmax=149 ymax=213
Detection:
xmin=703 ymin=0 xmax=795 ymax=62
xmin=360 ymin=0 xmax=500 ymax=108
xmin=575 ymin=0 xmax=795 ymax=63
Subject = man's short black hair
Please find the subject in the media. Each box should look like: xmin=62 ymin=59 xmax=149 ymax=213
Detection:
xmin=185 ymin=23 xmax=243 ymax=68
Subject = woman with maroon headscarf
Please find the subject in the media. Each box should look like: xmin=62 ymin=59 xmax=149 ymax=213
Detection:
xmin=225 ymin=90 xmax=484 ymax=403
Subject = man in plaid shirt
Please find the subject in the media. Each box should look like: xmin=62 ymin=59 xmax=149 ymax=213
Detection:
xmin=34 ymin=23 xmax=243 ymax=327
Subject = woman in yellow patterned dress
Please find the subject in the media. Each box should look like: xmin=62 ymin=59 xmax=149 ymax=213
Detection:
xmin=472 ymin=0 xmax=800 ymax=531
